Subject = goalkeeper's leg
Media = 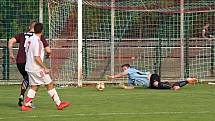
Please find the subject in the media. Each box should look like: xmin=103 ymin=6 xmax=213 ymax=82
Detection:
xmin=149 ymin=74 xmax=171 ymax=89
xmin=172 ymin=77 xmax=198 ymax=87
xmin=153 ymin=81 xmax=172 ymax=89
xmin=171 ymin=77 xmax=198 ymax=90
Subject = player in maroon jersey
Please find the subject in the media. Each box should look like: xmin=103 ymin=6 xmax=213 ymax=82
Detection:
xmin=8 ymin=21 xmax=51 ymax=107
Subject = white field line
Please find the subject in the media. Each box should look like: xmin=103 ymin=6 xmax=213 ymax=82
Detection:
xmin=1 ymin=91 xmax=214 ymax=99
xmin=0 ymin=111 xmax=213 ymax=120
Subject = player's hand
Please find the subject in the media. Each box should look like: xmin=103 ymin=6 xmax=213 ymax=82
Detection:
xmin=119 ymin=83 xmax=126 ymax=88
xmin=123 ymin=86 xmax=135 ymax=90
xmin=119 ymin=83 xmax=134 ymax=90
xmin=105 ymin=75 xmax=113 ymax=80
xmin=209 ymin=35 xmax=215 ymax=38
xmin=44 ymin=68 xmax=50 ymax=74
xmin=9 ymin=54 xmax=15 ymax=64
xmin=46 ymin=53 xmax=51 ymax=59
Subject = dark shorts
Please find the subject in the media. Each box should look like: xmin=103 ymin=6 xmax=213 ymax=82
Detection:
xmin=149 ymin=74 xmax=172 ymax=89
xmin=149 ymin=74 xmax=161 ymax=89
xmin=16 ymin=63 xmax=28 ymax=80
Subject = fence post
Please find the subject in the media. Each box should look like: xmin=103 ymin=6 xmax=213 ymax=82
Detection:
xmin=83 ymin=37 xmax=88 ymax=79
xmin=184 ymin=38 xmax=189 ymax=78
xmin=210 ymin=44 xmax=214 ymax=76
xmin=154 ymin=38 xmax=162 ymax=76
xmin=2 ymin=43 xmax=9 ymax=80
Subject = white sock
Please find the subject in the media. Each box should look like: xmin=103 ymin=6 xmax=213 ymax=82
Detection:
xmin=27 ymin=89 xmax=36 ymax=98
xmin=25 ymin=89 xmax=36 ymax=106
xmin=48 ymin=88 xmax=61 ymax=106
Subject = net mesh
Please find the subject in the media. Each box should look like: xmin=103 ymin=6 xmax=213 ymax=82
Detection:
xmin=47 ymin=0 xmax=215 ymax=83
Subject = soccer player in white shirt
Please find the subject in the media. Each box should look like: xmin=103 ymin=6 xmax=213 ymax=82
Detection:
xmin=21 ymin=23 xmax=70 ymax=111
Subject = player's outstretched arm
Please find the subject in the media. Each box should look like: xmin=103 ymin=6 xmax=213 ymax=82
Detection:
xmin=8 ymin=37 xmax=17 ymax=64
xmin=106 ymin=72 xmax=134 ymax=90
xmin=106 ymin=71 xmax=128 ymax=80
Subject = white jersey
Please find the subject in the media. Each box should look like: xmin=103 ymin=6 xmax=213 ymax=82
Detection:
xmin=24 ymin=34 xmax=44 ymax=72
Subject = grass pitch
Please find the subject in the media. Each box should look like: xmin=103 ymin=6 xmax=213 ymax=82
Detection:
xmin=0 ymin=84 xmax=215 ymax=121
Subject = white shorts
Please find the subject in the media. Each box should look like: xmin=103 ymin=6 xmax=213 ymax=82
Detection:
xmin=27 ymin=71 xmax=52 ymax=85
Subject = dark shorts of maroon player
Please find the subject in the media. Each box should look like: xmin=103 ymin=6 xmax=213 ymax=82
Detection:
xmin=16 ymin=63 xmax=28 ymax=80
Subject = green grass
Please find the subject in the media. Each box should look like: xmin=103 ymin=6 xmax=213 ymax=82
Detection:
xmin=0 ymin=84 xmax=215 ymax=121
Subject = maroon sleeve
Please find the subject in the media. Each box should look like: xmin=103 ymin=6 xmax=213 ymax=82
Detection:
xmin=14 ymin=33 xmax=23 ymax=43
xmin=41 ymin=35 xmax=49 ymax=47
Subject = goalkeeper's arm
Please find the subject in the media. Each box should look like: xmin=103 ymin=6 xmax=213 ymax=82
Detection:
xmin=108 ymin=71 xmax=128 ymax=79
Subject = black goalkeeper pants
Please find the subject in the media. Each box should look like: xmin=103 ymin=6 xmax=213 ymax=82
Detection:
xmin=150 ymin=74 xmax=188 ymax=89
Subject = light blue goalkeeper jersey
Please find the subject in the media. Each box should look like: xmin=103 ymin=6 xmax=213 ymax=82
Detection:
xmin=125 ymin=67 xmax=150 ymax=88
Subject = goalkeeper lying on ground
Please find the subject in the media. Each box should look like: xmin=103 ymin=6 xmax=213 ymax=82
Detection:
xmin=107 ymin=64 xmax=198 ymax=90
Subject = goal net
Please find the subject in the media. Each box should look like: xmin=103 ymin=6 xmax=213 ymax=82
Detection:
xmin=47 ymin=0 xmax=215 ymax=84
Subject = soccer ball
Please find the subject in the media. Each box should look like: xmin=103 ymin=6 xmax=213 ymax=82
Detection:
xmin=96 ymin=82 xmax=105 ymax=91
